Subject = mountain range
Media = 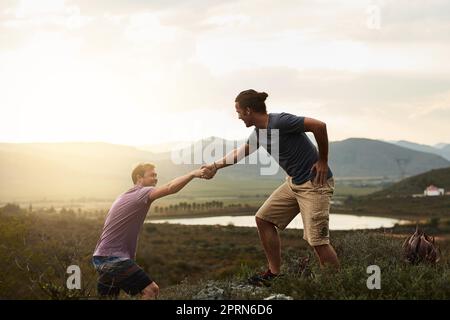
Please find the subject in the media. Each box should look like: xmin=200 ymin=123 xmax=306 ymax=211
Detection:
xmin=0 ymin=137 xmax=448 ymax=200
xmin=389 ymin=140 xmax=450 ymax=161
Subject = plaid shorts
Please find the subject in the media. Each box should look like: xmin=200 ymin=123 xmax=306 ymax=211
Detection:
xmin=92 ymin=256 xmax=153 ymax=297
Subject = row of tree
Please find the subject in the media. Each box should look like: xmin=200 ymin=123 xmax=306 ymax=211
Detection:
xmin=152 ymin=201 xmax=254 ymax=214
xmin=1 ymin=201 xmax=256 ymax=217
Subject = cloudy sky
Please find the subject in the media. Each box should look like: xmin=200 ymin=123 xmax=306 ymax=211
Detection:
xmin=1 ymin=0 xmax=449 ymax=146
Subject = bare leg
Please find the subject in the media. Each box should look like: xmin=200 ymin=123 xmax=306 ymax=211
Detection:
xmin=313 ymin=244 xmax=340 ymax=269
xmin=255 ymin=217 xmax=281 ymax=274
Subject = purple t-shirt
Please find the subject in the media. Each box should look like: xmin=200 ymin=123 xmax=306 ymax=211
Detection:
xmin=93 ymin=185 xmax=154 ymax=259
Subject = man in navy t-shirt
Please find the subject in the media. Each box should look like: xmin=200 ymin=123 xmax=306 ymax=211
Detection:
xmin=203 ymin=89 xmax=339 ymax=286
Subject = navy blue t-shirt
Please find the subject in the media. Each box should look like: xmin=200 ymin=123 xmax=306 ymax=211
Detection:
xmin=247 ymin=112 xmax=333 ymax=185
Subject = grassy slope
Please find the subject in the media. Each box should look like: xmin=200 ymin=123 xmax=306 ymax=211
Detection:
xmin=370 ymin=167 xmax=450 ymax=198
xmin=1 ymin=209 xmax=449 ymax=300
xmin=331 ymin=167 xmax=450 ymax=219
xmin=333 ymin=196 xmax=450 ymax=219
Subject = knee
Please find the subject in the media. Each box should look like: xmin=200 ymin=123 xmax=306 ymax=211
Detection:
xmin=142 ymin=282 xmax=159 ymax=299
xmin=255 ymin=216 xmax=270 ymax=228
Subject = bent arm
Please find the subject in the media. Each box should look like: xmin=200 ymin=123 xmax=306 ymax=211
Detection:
xmin=304 ymin=117 xmax=328 ymax=162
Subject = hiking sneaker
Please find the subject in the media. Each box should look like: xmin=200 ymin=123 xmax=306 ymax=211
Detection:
xmin=248 ymin=269 xmax=280 ymax=287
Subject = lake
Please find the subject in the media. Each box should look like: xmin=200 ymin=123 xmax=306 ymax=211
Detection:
xmin=147 ymin=214 xmax=406 ymax=230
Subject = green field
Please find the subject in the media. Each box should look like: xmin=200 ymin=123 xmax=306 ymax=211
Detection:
xmin=0 ymin=181 xmax=383 ymax=214
xmin=1 ymin=207 xmax=449 ymax=300
xmin=334 ymin=195 xmax=450 ymax=220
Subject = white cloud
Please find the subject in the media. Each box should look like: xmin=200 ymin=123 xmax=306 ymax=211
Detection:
xmin=124 ymin=12 xmax=179 ymax=44
xmin=194 ymin=30 xmax=372 ymax=75
xmin=0 ymin=0 xmax=449 ymax=145
xmin=2 ymin=0 xmax=93 ymax=30
xmin=202 ymin=13 xmax=251 ymax=28
xmin=408 ymin=90 xmax=450 ymax=119
xmin=15 ymin=0 xmax=66 ymax=17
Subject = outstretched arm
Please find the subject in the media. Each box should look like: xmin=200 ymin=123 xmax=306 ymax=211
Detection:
xmin=304 ymin=117 xmax=329 ymax=186
xmin=202 ymin=143 xmax=251 ymax=178
xmin=149 ymin=168 xmax=209 ymax=202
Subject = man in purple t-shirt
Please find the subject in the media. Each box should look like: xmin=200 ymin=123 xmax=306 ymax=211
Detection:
xmin=93 ymin=163 xmax=209 ymax=299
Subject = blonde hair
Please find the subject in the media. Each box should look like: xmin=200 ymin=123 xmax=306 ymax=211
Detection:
xmin=131 ymin=162 xmax=155 ymax=184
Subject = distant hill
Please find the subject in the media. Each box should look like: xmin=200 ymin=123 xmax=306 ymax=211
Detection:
xmin=393 ymin=140 xmax=442 ymax=155
xmin=0 ymin=138 xmax=449 ymax=200
xmin=390 ymin=140 xmax=450 ymax=161
xmin=435 ymin=143 xmax=449 ymax=149
xmin=163 ymin=137 xmax=450 ymax=179
xmin=0 ymin=140 xmax=284 ymax=200
xmin=440 ymin=145 xmax=450 ymax=161
xmin=369 ymin=167 xmax=450 ymax=198
xmin=329 ymin=138 xmax=450 ymax=178
xmin=137 ymin=141 xmax=193 ymax=154
xmin=0 ymin=142 xmax=158 ymax=200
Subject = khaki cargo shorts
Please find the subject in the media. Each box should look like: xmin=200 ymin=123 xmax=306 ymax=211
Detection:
xmin=255 ymin=176 xmax=335 ymax=247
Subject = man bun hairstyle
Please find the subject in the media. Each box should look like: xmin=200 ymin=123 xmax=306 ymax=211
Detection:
xmin=235 ymin=89 xmax=268 ymax=113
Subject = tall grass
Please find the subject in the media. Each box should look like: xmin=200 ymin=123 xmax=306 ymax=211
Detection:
xmin=0 ymin=207 xmax=448 ymax=299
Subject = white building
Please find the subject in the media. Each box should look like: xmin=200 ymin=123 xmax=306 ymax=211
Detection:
xmin=424 ymin=185 xmax=445 ymax=196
